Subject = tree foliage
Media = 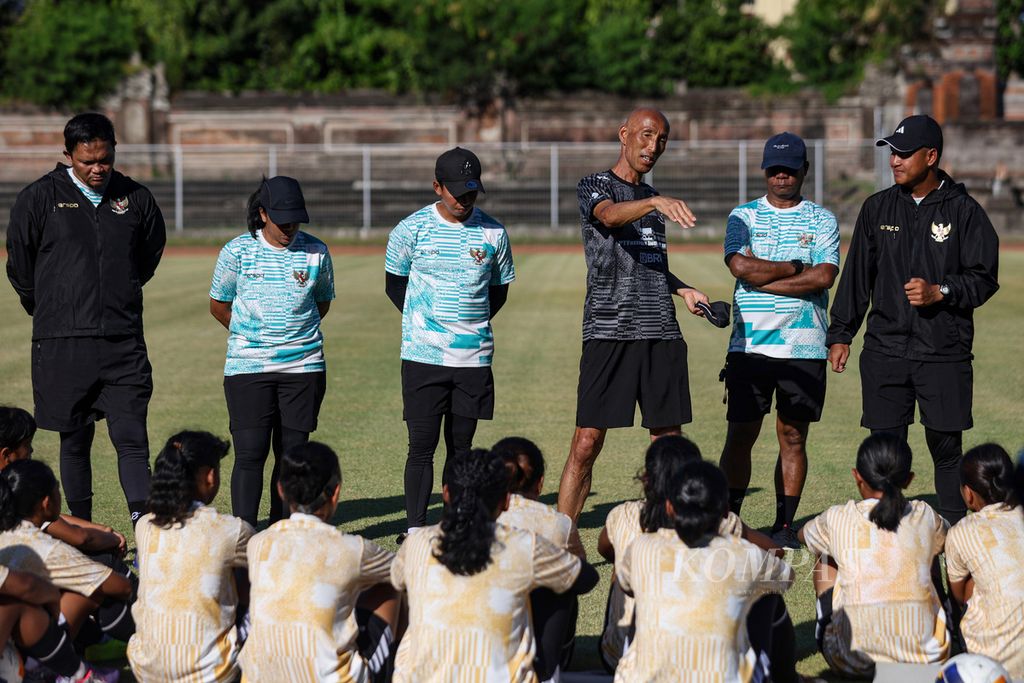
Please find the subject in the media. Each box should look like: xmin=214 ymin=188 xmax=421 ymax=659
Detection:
xmin=2 ymin=0 xmax=138 ymax=109
xmin=996 ymin=0 xmax=1024 ymax=80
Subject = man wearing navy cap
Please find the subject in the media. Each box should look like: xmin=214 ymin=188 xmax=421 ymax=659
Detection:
xmin=718 ymin=132 xmax=840 ymax=548
xmin=827 ymin=114 xmax=1000 ymax=524
xmin=384 ymin=147 xmax=515 ymax=541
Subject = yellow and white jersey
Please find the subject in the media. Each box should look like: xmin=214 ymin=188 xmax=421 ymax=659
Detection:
xmin=802 ymin=498 xmax=950 ymax=676
xmin=600 ymin=500 xmax=744 ymax=668
xmin=240 ymin=513 xmax=394 ymax=683
xmin=498 ymin=494 xmax=574 ymax=549
xmin=0 ymin=519 xmax=111 ymax=596
xmin=128 ymin=506 xmax=253 ymax=683
xmin=391 ymin=522 xmax=581 ymax=683
xmin=614 ymin=529 xmax=793 ymax=683
xmin=945 ymin=503 xmax=1024 ymax=679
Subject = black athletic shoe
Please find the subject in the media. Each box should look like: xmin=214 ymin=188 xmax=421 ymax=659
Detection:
xmin=771 ymin=525 xmax=801 ymax=550
xmin=395 ymin=532 xmax=407 ymax=546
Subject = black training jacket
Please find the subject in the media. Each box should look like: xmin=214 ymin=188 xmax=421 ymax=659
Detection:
xmin=6 ymin=165 xmax=166 ymax=340
xmin=826 ymin=171 xmax=999 ymax=362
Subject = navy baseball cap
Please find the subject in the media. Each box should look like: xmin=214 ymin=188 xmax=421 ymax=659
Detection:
xmin=260 ymin=176 xmax=309 ymax=225
xmin=876 ymin=115 xmax=943 ymax=156
xmin=761 ymin=132 xmax=807 ymax=170
xmin=435 ymin=147 xmax=486 ymax=196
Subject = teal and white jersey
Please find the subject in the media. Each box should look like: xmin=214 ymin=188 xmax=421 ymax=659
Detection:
xmin=210 ymin=230 xmax=334 ymax=376
xmin=724 ymin=197 xmax=840 ymax=359
xmin=385 ymin=203 xmax=515 ymax=367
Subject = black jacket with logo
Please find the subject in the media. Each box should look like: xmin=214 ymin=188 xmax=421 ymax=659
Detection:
xmin=6 ymin=165 xmax=166 ymax=340
xmin=826 ymin=171 xmax=999 ymax=361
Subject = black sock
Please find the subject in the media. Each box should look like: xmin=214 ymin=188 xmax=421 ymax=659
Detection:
xmin=127 ymin=500 xmax=148 ymax=528
xmin=774 ymin=495 xmax=801 ymax=530
xmin=728 ymin=489 xmax=746 ymax=515
xmin=98 ymin=599 xmax=135 ymax=641
xmin=23 ymin=620 xmax=82 ymax=676
xmin=66 ymin=498 xmax=92 ymax=522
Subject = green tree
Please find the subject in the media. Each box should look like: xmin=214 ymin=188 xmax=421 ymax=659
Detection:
xmin=2 ymin=0 xmax=138 ymax=109
xmin=583 ymin=0 xmax=666 ymax=96
xmin=996 ymin=0 xmax=1024 ymax=80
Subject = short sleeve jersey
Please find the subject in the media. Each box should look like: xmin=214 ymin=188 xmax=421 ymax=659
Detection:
xmin=390 ymin=522 xmax=580 ymax=683
xmin=614 ymin=529 xmax=793 ymax=683
xmin=724 ymin=197 xmax=840 ymax=359
xmin=600 ymin=500 xmax=746 ymax=668
xmin=498 ymin=494 xmax=574 ymax=550
xmin=128 ymin=506 xmax=254 ymax=683
xmin=385 ymin=204 xmax=515 ymax=367
xmin=0 ymin=520 xmax=112 ymax=597
xmin=945 ymin=504 xmax=1024 ymax=680
xmin=577 ymin=171 xmax=681 ymax=342
xmin=209 ymin=230 xmax=335 ymax=376
xmin=802 ymin=499 xmax=950 ymax=676
xmin=240 ymin=514 xmax=394 ymax=683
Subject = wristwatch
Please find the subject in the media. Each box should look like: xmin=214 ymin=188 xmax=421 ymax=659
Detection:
xmin=789 ymin=259 xmax=805 ymax=274
xmin=939 ymin=282 xmax=951 ymax=300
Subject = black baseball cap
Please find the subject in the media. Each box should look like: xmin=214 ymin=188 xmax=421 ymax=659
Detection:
xmin=435 ymin=147 xmax=485 ymax=196
xmin=761 ymin=132 xmax=807 ymax=170
xmin=260 ymin=176 xmax=309 ymax=225
xmin=875 ymin=115 xmax=943 ymax=156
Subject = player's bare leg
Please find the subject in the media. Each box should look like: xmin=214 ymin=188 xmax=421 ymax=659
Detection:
xmin=557 ymin=427 xmax=607 ymax=522
xmin=811 ymin=555 xmax=838 ymax=596
xmin=719 ymin=419 xmax=764 ymax=513
xmin=648 ymin=425 xmax=681 ymax=442
xmin=774 ymin=414 xmax=809 ymax=500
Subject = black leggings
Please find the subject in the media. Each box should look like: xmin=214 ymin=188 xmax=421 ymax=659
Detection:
xmin=231 ymin=422 xmax=309 ymax=528
xmin=871 ymin=425 xmax=965 ymax=524
xmin=60 ymin=417 xmax=151 ymax=524
xmin=404 ymin=413 xmax=477 ymax=527
xmin=747 ymin=593 xmax=797 ymax=683
xmin=531 ymin=588 xmax=578 ymax=681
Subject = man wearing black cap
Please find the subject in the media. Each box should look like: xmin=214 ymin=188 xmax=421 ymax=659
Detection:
xmin=6 ymin=112 xmax=166 ymax=528
xmin=384 ymin=147 xmax=515 ymax=540
xmin=556 ymin=108 xmax=710 ymax=522
xmin=718 ymin=132 xmax=840 ymax=548
xmin=827 ymin=114 xmax=1000 ymax=524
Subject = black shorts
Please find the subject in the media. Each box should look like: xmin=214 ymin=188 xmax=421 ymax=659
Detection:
xmin=32 ymin=335 xmax=153 ymax=432
xmin=355 ymin=608 xmax=394 ymax=678
xmin=859 ymin=349 xmax=973 ymax=431
xmin=815 ymin=587 xmax=834 ymax=653
xmin=726 ymin=352 xmax=827 ymax=423
xmin=223 ymin=372 xmax=326 ymax=432
xmin=401 ymin=360 xmax=494 ymax=420
xmin=576 ymin=339 xmax=691 ymax=430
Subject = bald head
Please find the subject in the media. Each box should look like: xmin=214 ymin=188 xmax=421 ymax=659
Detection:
xmin=623 ymin=108 xmax=670 ymax=134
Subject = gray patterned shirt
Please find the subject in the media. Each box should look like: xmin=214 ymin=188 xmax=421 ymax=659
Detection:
xmin=577 ymin=171 xmax=682 ymax=341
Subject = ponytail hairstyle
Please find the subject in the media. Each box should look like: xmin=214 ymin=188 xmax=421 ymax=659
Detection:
xmin=492 ymin=436 xmax=544 ymax=497
xmin=246 ymin=177 xmax=268 ymax=239
xmin=855 ymin=434 xmax=913 ymax=532
xmin=149 ymin=431 xmax=230 ymax=528
xmin=639 ymin=435 xmax=702 ymax=533
xmin=435 ymin=448 xmax=509 ymax=576
xmin=667 ymin=460 xmax=728 ymax=548
xmin=278 ymin=442 xmax=342 ymax=516
xmin=0 ymin=406 xmax=36 ymax=452
xmin=0 ymin=460 xmax=58 ymax=526
xmin=961 ymin=443 xmax=1019 ymax=509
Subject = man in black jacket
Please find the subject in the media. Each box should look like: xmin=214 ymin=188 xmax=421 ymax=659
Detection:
xmin=6 ymin=113 xmax=166 ymax=527
xmin=826 ymin=115 xmax=999 ymax=524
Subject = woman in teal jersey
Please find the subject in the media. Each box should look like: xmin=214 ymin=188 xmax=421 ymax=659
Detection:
xmin=209 ymin=176 xmax=335 ymax=528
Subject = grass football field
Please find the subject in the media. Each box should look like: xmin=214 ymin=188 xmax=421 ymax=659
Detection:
xmin=0 ymin=247 xmax=1021 ymax=679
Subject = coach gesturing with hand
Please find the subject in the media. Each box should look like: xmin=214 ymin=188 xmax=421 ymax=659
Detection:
xmin=826 ymin=115 xmax=999 ymax=524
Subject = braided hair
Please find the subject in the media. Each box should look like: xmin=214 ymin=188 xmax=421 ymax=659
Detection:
xmin=0 ymin=460 xmax=58 ymax=530
xmin=278 ymin=442 xmax=342 ymax=516
xmin=434 ymin=449 xmax=509 ymax=576
xmin=961 ymin=443 xmax=1018 ymax=509
xmin=149 ymin=431 xmax=230 ymax=528
xmin=492 ymin=436 xmax=544 ymax=498
xmin=246 ymin=177 xmax=268 ymax=239
xmin=639 ymin=435 xmax=703 ymax=533
xmin=856 ymin=434 xmax=913 ymax=532
xmin=668 ymin=460 xmax=729 ymax=548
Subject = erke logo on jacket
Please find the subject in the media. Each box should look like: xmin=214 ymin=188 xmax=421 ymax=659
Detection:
xmin=931 ymin=222 xmax=952 ymax=243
